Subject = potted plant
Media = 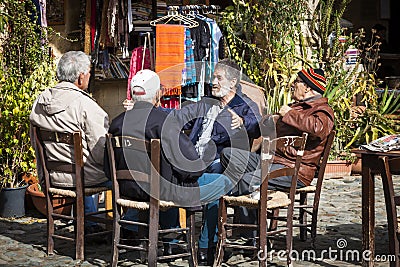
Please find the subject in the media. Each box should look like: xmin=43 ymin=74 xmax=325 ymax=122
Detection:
xmin=0 ymin=0 xmax=56 ymax=217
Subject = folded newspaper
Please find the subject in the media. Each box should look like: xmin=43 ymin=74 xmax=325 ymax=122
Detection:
xmin=360 ymin=134 xmax=400 ymax=152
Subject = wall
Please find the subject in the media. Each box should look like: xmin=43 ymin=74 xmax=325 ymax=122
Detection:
xmin=92 ymin=79 xmax=127 ymax=120
xmin=48 ymin=0 xmax=82 ymax=60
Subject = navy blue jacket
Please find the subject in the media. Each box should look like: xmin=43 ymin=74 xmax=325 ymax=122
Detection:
xmin=172 ymin=93 xmax=261 ymax=159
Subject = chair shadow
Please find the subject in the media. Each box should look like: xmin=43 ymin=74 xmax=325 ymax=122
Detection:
xmin=220 ymin=223 xmax=390 ymax=266
xmin=0 ymin=208 xmax=116 ymax=265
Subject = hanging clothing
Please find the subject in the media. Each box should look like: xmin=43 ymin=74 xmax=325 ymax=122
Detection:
xmin=126 ymin=46 xmax=152 ymax=100
xmin=160 ymin=97 xmax=180 ymax=109
xmin=190 ymin=17 xmax=211 ymax=62
xmin=155 ymin=24 xmax=185 ymax=96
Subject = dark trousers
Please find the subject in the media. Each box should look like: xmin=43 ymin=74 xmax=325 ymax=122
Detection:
xmin=220 ymin=147 xmax=305 ymax=237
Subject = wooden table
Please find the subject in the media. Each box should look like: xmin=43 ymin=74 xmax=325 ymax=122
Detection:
xmin=352 ymin=149 xmax=400 ymax=267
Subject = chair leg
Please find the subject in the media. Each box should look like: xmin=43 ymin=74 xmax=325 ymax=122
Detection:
xmin=311 ymin=196 xmax=321 ymax=248
xmin=148 ymin=202 xmax=159 ymax=267
xmin=111 ymin=205 xmax=121 ymax=267
xmin=299 ymin=192 xmax=308 ymax=241
xmin=259 ymin=207 xmax=267 ymax=267
xmin=76 ymin=196 xmax=85 ymax=261
xmin=186 ymin=211 xmax=197 ymax=267
xmin=286 ymin=205 xmax=294 ymax=267
xmin=47 ymin=195 xmax=55 ymax=256
xmin=213 ymin=199 xmax=227 ymax=267
xmin=268 ymin=208 xmax=279 ymax=231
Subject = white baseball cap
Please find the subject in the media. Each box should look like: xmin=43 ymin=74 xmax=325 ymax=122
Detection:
xmin=131 ymin=69 xmax=160 ymax=96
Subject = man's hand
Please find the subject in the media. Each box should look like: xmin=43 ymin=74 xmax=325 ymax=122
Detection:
xmin=278 ymin=105 xmax=292 ymax=117
xmin=228 ymin=109 xmax=244 ymax=129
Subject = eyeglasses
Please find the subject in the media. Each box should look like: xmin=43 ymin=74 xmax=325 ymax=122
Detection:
xmin=294 ymin=79 xmax=305 ymax=84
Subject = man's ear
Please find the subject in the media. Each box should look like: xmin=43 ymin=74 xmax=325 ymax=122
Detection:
xmin=77 ymin=73 xmax=83 ymax=85
xmin=230 ymin=77 xmax=237 ymax=89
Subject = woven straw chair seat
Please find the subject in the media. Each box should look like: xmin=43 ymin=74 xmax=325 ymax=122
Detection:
xmin=117 ymin=198 xmax=176 ymax=211
xmin=222 ymin=191 xmax=290 ymax=210
xmin=48 ymin=187 xmax=109 ymax=198
xmin=296 ymin=185 xmax=316 ymax=193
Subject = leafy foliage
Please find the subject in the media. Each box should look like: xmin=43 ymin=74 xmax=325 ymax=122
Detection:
xmin=220 ymin=0 xmax=309 ymax=114
xmin=222 ymin=0 xmax=399 ymax=160
xmin=0 ymin=0 xmax=56 ymax=188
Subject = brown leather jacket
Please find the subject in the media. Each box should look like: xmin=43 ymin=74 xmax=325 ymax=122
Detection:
xmin=272 ymin=96 xmax=334 ymax=186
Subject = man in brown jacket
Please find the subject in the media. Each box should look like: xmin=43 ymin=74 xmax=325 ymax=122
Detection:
xmin=220 ymin=68 xmax=334 ymax=240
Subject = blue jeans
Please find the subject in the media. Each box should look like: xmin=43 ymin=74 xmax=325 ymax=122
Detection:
xmin=85 ymin=180 xmax=112 ymax=227
xmin=123 ymin=173 xmax=232 ymax=248
xmin=197 ymin=173 xmax=233 ymax=249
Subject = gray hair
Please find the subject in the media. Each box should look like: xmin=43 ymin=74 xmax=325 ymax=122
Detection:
xmin=131 ymin=89 xmax=156 ymax=102
xmin=56 ymin=51 xmax=91 ymax=83
xmin=215 ymin=58 xmax=241 ymax=87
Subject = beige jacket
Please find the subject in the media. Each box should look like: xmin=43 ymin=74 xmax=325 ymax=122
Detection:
xmin=30 ymin=82 xmax=109 ymax=187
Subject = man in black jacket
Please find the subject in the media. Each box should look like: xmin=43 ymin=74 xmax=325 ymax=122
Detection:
xmin=105 ymin=70 xmax=232 ymax=256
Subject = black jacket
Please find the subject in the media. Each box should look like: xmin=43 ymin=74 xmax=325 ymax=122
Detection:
xmin=105 ymin=101 xmax=209 ymax=207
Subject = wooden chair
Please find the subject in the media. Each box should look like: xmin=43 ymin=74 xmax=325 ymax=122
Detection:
xmin=32 ymin=126 xmax=112 ymax=261
xmin=294 ymin=130 xmax=336 ymax=245
xmin=379 ymin=156 xmax=400 ymax=267
xmin=106 ymin=134 xmax=197 ymax=267
xmin=213 ymin=133 xmax=308 ymax=267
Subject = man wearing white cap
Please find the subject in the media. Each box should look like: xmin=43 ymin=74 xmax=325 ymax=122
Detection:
xmin=105 ymin=69 xmax=232 ymax=257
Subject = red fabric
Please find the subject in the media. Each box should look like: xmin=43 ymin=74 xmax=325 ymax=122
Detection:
xmin=126 ymin=47 xmax=151 ymax=100
xmin=160 ymin=97 xmax=180 ymax=109
xmin=90 ymin=0 xmax=96 ymax=51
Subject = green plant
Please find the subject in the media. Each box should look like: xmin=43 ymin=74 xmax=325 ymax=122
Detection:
xmin=220 ymin=0 xmax=309 ymax=113
xmin=222 ymin=0 xmax=399 ymax=161
xmin=0 ymin=0 xmax=57 ymax=188
xmin=321 ymin=28 xmax=399 ymax=159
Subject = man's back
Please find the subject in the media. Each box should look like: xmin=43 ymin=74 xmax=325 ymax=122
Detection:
xmin=107 ymin=101 xmax=206 ymax=206
xmin=30 ymin=82 xmax=109 ymax=187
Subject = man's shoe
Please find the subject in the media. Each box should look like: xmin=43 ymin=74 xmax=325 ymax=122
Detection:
xmin=120 ymin=228 xmax=143 ymax=246
xmin=197 ymin=248 xmax=208 ymax=265
xmin=85 ymin=224 xmax=108 ymax=244
xmin=197 ymin=247 xmax=216 ymax=266
xmin=163 ymin=243 xmax=187 ymax=256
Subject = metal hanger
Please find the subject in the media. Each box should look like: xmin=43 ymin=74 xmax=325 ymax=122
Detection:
xmin=150 ymin=8 xmax=199 ymax=28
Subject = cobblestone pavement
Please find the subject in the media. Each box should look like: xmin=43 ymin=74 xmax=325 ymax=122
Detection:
xmin=0 ymin=174 xmax=397 ymax=266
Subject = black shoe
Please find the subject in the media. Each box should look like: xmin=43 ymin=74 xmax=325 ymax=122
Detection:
xmin=198 ymin=248 xmax=208 ymax=265
xmin=120 ymin=228 xmax=144 ymax=247
xmin=163 ymin=242 xmax=187 ymax=256
xmin=85 ymin=224 xmax=108 ymax=244
xmin=197 ymin=247 xmax=216 ymax=266
xmin=240 ymin=238 xmax=258 ymax=258
xmin=85 ymin=224 xmax=104 ymax=235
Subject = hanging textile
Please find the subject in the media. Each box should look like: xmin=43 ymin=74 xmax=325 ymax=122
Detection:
xmin=160 ymin=97 xmax=180 ymax=109
xmin=126 ymin=46 xmax=151 ymax=99
xmin=155 ymin=24 xmax=185 ymax=96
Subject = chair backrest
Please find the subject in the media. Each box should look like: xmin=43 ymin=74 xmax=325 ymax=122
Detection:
xmin=314 ymin=130 xmax=336 ymax=197
xmin=32 ymin=126 xmax=84 ymax=195
xmin=259 ymin=133 xmax=308 ymax=204
xmin=240 ymin=80 xmax=267 ymax=152
xmin=240 ymin=80 xmax=267 ymax=115
xmin=106 ymin=134 xmax=161 ymax=202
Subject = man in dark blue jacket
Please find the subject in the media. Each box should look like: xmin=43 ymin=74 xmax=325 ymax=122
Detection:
xmin=170 ymin=59 xmax=262 ymax=265
xmin=171 ymin=59 xmax=261 ymax=173
xmin=106 ymin=70 xmax=232 ymax=258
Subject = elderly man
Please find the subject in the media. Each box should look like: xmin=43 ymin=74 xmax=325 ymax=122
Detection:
xmin=106 ymin=69 xmax=232 ymax=256
xmin=171 ymin=58 xmax=261 ymax=173
xmin=221 ymin=67 xmax=335 ymax=243
xmin=30 ymin=51 xmax=110 ymax=233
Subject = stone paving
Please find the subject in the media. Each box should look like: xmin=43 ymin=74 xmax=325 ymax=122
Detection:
xmin=0 ymin=174 xmax=398 ymax=266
